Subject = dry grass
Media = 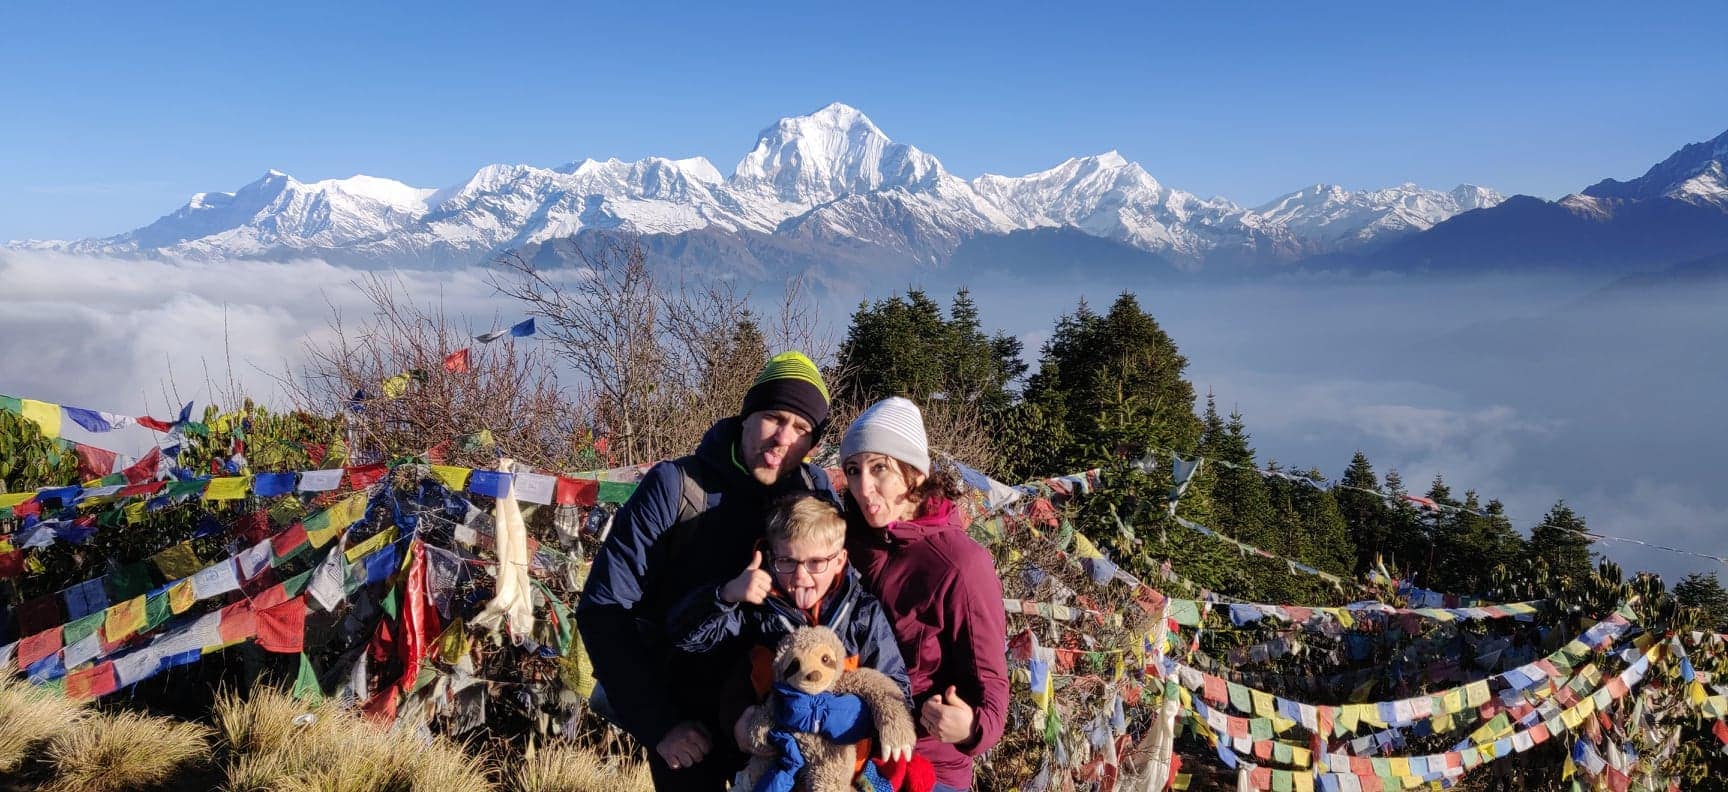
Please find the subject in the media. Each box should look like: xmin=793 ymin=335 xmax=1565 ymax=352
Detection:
xmin=503 ymin=743 xmax=653 ymax=792
xmin=213 ymin=687 xmax=493 ymax=792
xmin=40 ymin=711 xmax=213 ymax=792
xmin=0 ymin=672 xmax=93 ymax=773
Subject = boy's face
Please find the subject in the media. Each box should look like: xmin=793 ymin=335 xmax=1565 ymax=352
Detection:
xmin=770 ymin=535 xmax=846 ymax=610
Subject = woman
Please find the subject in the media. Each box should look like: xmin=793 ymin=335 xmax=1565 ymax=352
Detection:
xmin=839 ymin=397 xmax=1010 ymax=791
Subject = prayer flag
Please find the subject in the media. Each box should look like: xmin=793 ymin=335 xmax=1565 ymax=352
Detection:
xmin=191 ymin=558 xmax=240 ymax=599
xmin=104 ymin=595 xmax=147 ymax=643
xmin=252 ymin=472 xmax=296 ymax=497
xmin=554 ymin=476 xmax=598 ymax=506
xmin=21 ymin=399 xmax=62 ymax=438
xmin=442 ymin=348 xmax=471 ymax=373
xmin=255 ymin=595 xmax=306 ymax=653
xmin=151 ymin=542 xmax=202 ymax=579
xmin=510 ymin=317 xmax=535 ymax=337
xmin=513 ymin=471 xmax=555 ymax=504
xmin=346 ymin=463 xmax=388 ymax=489
xmin=62 ymin=406 xmax=131 ymax=433
xmin=16 ymin=628 xmax=62 ymax=669
xmin=467 ymin=470 xmax=512 ymax=498
xmin=297 ymin=468 xmax=343 ymax=492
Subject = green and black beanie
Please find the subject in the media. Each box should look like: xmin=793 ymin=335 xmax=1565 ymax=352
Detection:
xmin=740 ymin=351 xmax=831 ymax=431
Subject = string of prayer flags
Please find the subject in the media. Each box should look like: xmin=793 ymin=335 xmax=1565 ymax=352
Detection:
xmin=474 ymin=318 xmax=535 ymax=343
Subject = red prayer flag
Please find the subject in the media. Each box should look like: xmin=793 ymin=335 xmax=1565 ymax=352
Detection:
xmin=12 ymin=499 xmax=40 ymax=519
xmin=117 ymin=481 xmax=164 ymax=498
xmin=271 ymin=522 xmax=309 ymax=560
xmin=0 ymin=549 xmax=23 ymax=579
xmin=65 ymin=661 xmax=117 ymax=699
xmin=256 ymin=595 xmax=307 ymax=653
xmin=136 ymin=416 xmax=173 ymax=432
xmin=346 ymin=463 xmax=388 ymax=489
xmin=218 ymin=600 xmax=257 ymax=645
xmin=74 ymin=443 xmax=118 ymax=481
xmin=442 ymin=348 xmax=471 ymax=373
xmin=120 ymin=446 xmax=161 ymax=484
xmin=1713 ymin=717 xmax=1728 ymax=746
xmin=553 ymin=476 xmax=598 ymax=506
xmin=252 ymin=582 xmax=291 ymax=610
xmin=17 ymin=628 xmax=63 ymax=669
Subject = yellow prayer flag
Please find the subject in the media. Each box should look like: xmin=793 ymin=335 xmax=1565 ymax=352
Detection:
xmin=1294 ymin=770 xmax=1314 ymax=792
xmin=1071 ymin=531 xmax=1104 ymax=560
xmin=1442 ymin=688 xmax=1464 ymax=713
xmin=1331 ymin=608 xmax=1354 ymax=629
xmin=0 ymin=492 xmax=34 ymax=508
xmin=1687 ymin=681 xmax=1709 ymax=706
xmin=1361 ymin=704 xmax=1387 ymax=729
xmin=1434 ymin=711 xmax=1453 ymax=733
xmin=204 ymin=476 xmax=253 ymax=501
xmin=1291 ymin=746 xmax=1311 ymax=768
xmin=382 ymin=372 xmax=412 ymax=398
xmin=309 ymin=492 xmax=369 ymax=547
xmin=168 ymin=580 xmax=195 ymax=614
xmin=20 ymin=399 xmax=62 ymax=438
xmin=1560 ymin=705 xmax=1584 ymax=730
xmin=1272 ymin=715 xmax=1296 ymax=733
xmin=1339 ymin=703 xmax=1361 ymax=731
xmin=1464 ymin=680 xmax=1490 ymax=708
xmin=1389 ymin=758 xmax=1410 ymax=778
xmin=104 ymin=595 xmax=147 ymax=643
xmin=346 ymin=527 xmax=398 ymax=563
xmin=1701 ymin=693 xmax=1726 ymax=718
xmin=1576 ymin=696 xmax=1596 ymax=719
xmin=124 ymin=501 xmax=146 ymax=525
xmin=152 ymin=542 xmax=203 ymax=579
xmin=430 ymin=465 xmax=471 ymax=492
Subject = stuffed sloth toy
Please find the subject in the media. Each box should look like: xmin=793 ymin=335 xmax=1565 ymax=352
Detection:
xmin=736 ymin=626 xmax=917 ymax=792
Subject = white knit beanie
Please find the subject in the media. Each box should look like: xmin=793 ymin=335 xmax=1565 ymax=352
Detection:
xmin=840 ymin=397 xmax=931 ymax=475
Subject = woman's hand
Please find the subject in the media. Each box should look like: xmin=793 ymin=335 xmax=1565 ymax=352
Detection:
xmin=919 ymin=685 xmax=975 ymax=744
xmin=656 ymin=720 xmax=712 ymax=770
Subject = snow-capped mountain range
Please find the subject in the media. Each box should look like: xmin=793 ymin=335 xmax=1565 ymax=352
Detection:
xmin=21 ymin=103 xmax=1510 ymax=270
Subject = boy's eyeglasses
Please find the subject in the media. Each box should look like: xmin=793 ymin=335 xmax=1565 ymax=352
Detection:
xmin=770 ymin=550 xmax=844 ymax=576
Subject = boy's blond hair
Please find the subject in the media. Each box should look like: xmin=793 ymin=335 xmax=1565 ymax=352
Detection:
xmin=767 ymin=494 xmax=846 ymax=547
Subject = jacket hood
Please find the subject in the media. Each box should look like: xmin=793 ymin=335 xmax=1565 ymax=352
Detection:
xmin=876 ymin=496 xmax=964 ymax=545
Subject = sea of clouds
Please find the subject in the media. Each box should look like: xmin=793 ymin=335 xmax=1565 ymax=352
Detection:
xmin=3 ymin=250 xmax=1723 ymax=588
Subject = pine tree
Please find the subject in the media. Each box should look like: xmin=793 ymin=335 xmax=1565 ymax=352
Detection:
xmin=1525 ymin=501 xmax=1596 ymax=586
xmin=1379 ymin=468 xmax=1426 ymax=577
xmin=1021 ymin=292 xmax=1202 ymax=475
xmin=1673 ymin=572 xmax=1728 ymax=630
xmin=1335 ymin=451 xmax=1391 ymax=574
xmin=1198 ymin=400 xmax=1277 ymax=551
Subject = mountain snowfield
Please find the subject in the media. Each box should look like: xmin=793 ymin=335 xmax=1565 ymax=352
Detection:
xmin=14 ymin=103 xmax=1523 ymax=270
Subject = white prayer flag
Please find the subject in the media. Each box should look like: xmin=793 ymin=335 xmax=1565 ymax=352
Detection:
xmin=190 ymin=558 xmax=241 ymax=599
xmin=298 ymin=469 xmax=344 ymax=492
xmin=513 ymin=472 xmax=556 ymax=505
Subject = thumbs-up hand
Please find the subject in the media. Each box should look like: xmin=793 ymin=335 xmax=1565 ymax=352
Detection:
xmin=919 ymin=685 xmax=976 ymax=745
xmin=720 ymin=550 xmax=773 ymax=605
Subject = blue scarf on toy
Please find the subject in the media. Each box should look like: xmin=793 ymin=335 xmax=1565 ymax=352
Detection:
xmin=753 ymin=683 xmax=872 ymax=792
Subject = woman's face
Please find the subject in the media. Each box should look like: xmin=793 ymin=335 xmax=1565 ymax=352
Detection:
xmin=844 ymin=452 xmax=924 ymax=529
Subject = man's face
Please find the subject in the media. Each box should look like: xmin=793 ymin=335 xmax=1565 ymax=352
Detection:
xmin=739 ymin=409 xmax=817 ymax=486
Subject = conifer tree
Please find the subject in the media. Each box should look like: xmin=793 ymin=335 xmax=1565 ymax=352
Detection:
xmin=1525 ymin=501 xmax=1596 ymax=586
xmin=1335 ymin=451 xmax=1392 ymax=574
xmin=1673 ymin=572 xmax=1728 ymax=629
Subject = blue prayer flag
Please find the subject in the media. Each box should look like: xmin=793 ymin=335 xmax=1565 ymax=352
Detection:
xmin=509 ymin=318 xmax=535 ymax=337
xmin=467 ymin=470 xmax=513 ymax=499
xmin=252 ymin=472 xmax=296 ymax=498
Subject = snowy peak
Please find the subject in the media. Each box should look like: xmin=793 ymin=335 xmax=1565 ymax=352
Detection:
xmin=731 ymin=102 xmax=946 ymax=204
xmin=1248 ymin=182 xmax=1505 ymax=244
xmin=1582 ymin=128 xmax=1728 ymax=208
xmin=42 ymin=103 xmax=1507 ymax=269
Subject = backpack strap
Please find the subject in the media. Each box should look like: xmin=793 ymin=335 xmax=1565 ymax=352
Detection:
xmin=669 ymin=455 xmax=714 ymax=525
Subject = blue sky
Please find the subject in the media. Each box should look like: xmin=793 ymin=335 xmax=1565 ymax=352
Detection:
xmin=2 ymin=1 xmax=1724 ymax=241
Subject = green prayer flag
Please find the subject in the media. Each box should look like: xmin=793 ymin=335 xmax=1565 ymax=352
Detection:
xmin=282 ymin=568 xmax=313 ymax=597
xmin=63 ymin=611 xmax=106 ymax=645
xmin=1250 ymin=718 xmax=1273 ymax=740
xmin=532 ymin=580 xmax=575 ymax=657
xmin=597 ymin=480 xmax=636 ymax=504
xmin=291 ymin=653 xmax=324 ymax=704
xmin=0 ymin=395 xmax=20 ymax=415
xmin=1168 ymin=598 xmax=1203 ymax=627
xmin=1272 ymin=769 xmax=1294 ymax=792
xmin=380 ymin=587 xmax=399 ymax=619
xmin=142 ymin=592 xmax=171 ymax=631
xmin=164 ymin=479 xmax=209 ymax=498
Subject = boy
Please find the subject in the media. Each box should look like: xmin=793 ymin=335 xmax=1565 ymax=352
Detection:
xmin=667 ymin=493 xmax=911 ymax=761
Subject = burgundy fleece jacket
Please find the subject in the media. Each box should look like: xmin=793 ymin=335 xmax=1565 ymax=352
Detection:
xmin=846 ymin=496 xmax=1009 ymax=790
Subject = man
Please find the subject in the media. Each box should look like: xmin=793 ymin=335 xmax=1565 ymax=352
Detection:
xmin=578 ymin=351 xmax=835 ymax=790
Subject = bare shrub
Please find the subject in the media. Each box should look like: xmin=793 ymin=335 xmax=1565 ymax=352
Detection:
xmin=293 ymin=273 xmax=582 ymax=470
xmin=492 ymin=236 xmax=830 ymax=465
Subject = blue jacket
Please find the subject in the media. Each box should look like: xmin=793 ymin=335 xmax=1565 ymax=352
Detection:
xmin=576 ymin=417 xmax=836 ymax=746
xmin=666 ymin=564 xmax=912 ymax=698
